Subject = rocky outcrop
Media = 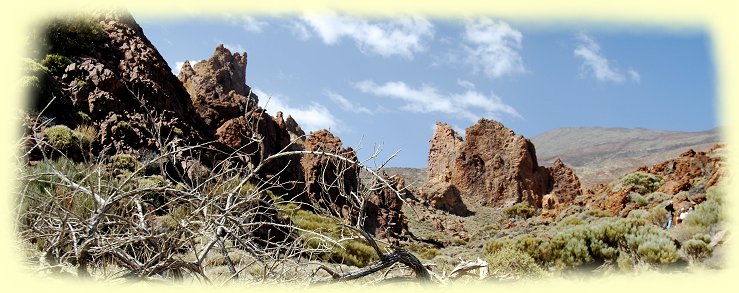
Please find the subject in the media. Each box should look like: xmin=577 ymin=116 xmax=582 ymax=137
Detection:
xmin=177 ymin=45 xmax=306 ymax=195
xmin=426 ymin=122 xmax=463 ymax=181
xmin=301 ymin=130 xmax=359 ymax=219
xmin=546 ymin=158 xmax=583 ymax=206
xmin=21 ymin=10 xmax=218 ymax=168
xmin=421 ymin=119 xmax=582 ymax=211
xmin=178 ymin=45 xmax=258 ymax=129
xmin=584 ymin=144 xmax=725 ymax=217
xmin=645 ymin=148 xmax=722 ymax=194
xmin=363 ymin=175 xmax=408 ymax=241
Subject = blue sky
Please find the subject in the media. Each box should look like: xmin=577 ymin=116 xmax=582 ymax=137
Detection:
xmin=136 ymin=13 xmax=717 ymax=168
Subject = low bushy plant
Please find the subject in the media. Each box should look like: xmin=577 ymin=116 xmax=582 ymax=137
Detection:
xmin=43 ymin=14 xmax=105 ymax=56
xmin=484 ymin=217 xmax=679 ymax=271
xmin=111 ymin=154 xmax=141 ymax=172
xmin=616 ymin=172 xmax=663 ymax=194
xmin=43 ymin=125 xmax=76 ymax=151
xmin=280 ymin=204 xmax=380 ymax=267
xmin=505 ymin=202 xmax=537 ymax=219
xmin=682 ymin=234 xmax=712 ymax=263
xmin=41 ymin=53 xmax=72 ymax=75
xmin=629 ymin=192 xmax=648 ymax=207
xmin=74 ymin=124 xmax=96 ymax=150
xmin=683 ymin=198 xmax=722 ymax=228
xmin=77 ymin=111 xmax=91 ymax=124
xmin=485 ymin=245 xmax=546 ymax=279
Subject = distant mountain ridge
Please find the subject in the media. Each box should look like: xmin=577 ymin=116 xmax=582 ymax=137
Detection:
xmin=531 ymin=127 xmax=721 ymax=187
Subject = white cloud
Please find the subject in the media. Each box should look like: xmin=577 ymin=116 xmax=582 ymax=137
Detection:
xmin=237 ymin=16 xmax=268 ymax=33
xmin=325 ymin=90 xmax=373 ymax=114
xmin=463 ymin=18 xmax=525 ymax=79
xmin=224 ymin=14 xmax=268 ymax=33
xmin=354 ymin=80 xmax=520 ymax=121
xmin=173 ymin=60 xmax=202 ymax=75
xmin=574 ymin=33 xmax=640 ymax=84
xmin=223 ymin=43 xmax=246 ymax=54
xmin=288 ymin=21 xmax=312 ymax=40
xmin=301 ymin=12 xmax=434 ymax=58
xmin=456 ymin=79 xmax=476 ymax=90
xmin=254 ymin=88 xmax=341 ymax=132
xmin=628 ymin=68 xmax=641 ymax=83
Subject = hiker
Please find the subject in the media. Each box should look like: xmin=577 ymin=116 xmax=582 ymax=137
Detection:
xmin=676 ymin=208 xmax=686 ymax=224
xmin=664 ymin=203 xmax=675 ymax=229
xmin=679 ymin=206 xmax=694 ymax=224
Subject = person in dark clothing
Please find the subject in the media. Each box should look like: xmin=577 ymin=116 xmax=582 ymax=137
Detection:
xmin=664 ymin=202 xmax=675 ymax=229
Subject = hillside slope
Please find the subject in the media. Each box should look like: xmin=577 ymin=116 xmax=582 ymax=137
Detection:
xmin=531 ymin=127 xmax=721 ymax=187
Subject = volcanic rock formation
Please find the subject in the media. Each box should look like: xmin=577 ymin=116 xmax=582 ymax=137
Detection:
xmin=301 ymin=130 xmax=359 ymax=217
xmin=363 ymin=174 xmax=409 ymax=240
xmin=38 ymin=11 xmax=212 ymax=157
xmin=177 ymin=45 xmax=307 ymax=194
xmin=585 ymin=144 xmax=725 ymax=216
xmin=420 ymin=119 xmax=583 ymax=212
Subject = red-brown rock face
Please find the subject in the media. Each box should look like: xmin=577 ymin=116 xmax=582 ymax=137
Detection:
xmin=583 ymin=144 xmax=725 ymax=217
xmin=547 ymin=158 xmax=583 ymax=206
xmin=301 ymin=130 xmax=359 ymax=219
xmin=363 ymin=175 xmax=408 ymax=240
xmin=422 ymin=119 xmax=583 ymax=211
xmin=177 ymin=45 xmax=305 ymax=194
xmin=426 ymin=122 xmax=463 ymax=182
xmin=178 ymin=45 xmax=259 ymax=129
xmin=49 ymin=11 xmax=212 ymax=156
xmin=647 ymin=148 xmax=721 ymax=194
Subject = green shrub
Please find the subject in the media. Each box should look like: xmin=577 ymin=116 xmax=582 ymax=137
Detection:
xmin=627 ymin=209 xmax=648 ymax=219
xmin=646 ymin=205 xmax=670 ymax=227
xmin=683 ymin=238 xmax=712 ymax=263
xmin=43 ymin=14 xmax=105 ymax=56
xmin=585 ymin=209 xmax=612 ymax=218
xmin=43 ymin=125 xmax=78 ymax=153
xmin=41 ymin=53 xmax=72 ymax=75
xmin=645 ymin=192 xmax=672 ymax=204
xmin=280 ymin=204 xmax=380 ymax=267
xmin=485 ymin=245 xmax=546 ymax=279
xmin=617 ymin=172 xmax=663 ymax=194
xmin=557 ymin=216 xmax=586 ymax=227
xmin=487 ymin=217 xmax=680 ymax=270
xmin=22 ymin=58 xmax=66 ymax=109
xmin=683 ymin=199 xmax=722 ymax=228
xmin=706 ymin=185 xmax=723 ymax=202
xmin=505 ymin=202 xmax=537 ymax=219
xmin=629 ymin=192 xmax=648 ymax=207
xmin=669 ymin=222 xmax=707 ymax=243
xmin=111 ymin=154 xmax=141 ymax=172
xmin=623 ymin=222 xmax=679 ymax=264
xmin=616 ymin=250 xmax=634 ymax=271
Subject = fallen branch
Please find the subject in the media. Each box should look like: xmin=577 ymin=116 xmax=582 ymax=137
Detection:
xmin=312 ymin=226 xmax=430 ymax=285
xmin=448 ymin=257 xmax=488 ymax=280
